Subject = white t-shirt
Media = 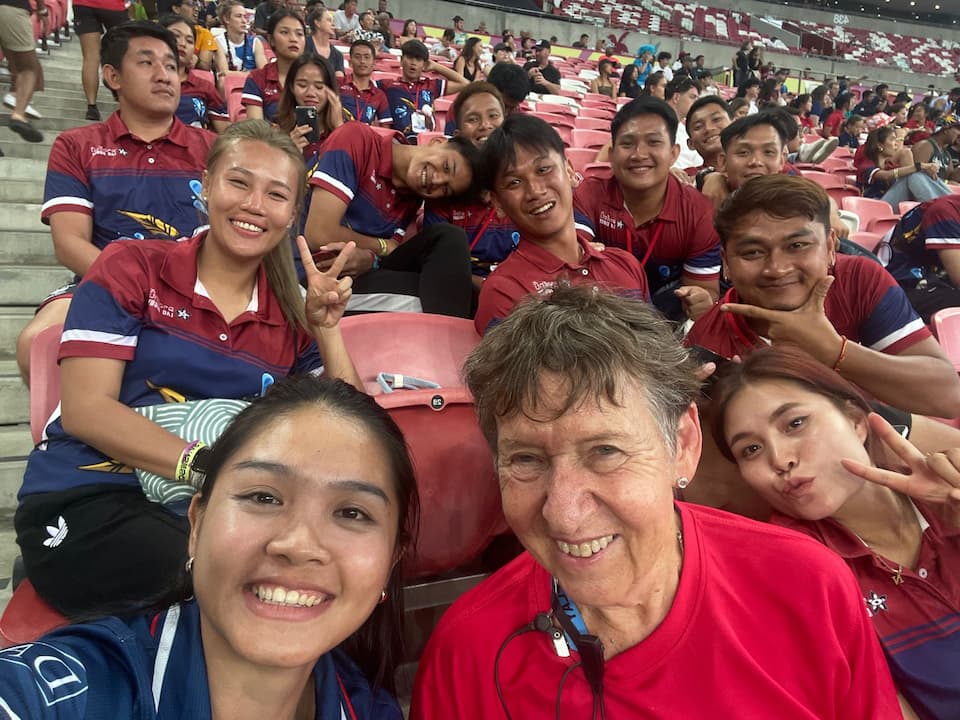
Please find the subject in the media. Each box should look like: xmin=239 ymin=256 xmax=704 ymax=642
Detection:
xmin=674 ymin=123 xmax=704 ymax=170
xmin=660 ymin=65 xmax=674 ymax=82
xmin=334 ymin=9 xmax=360 ymax=34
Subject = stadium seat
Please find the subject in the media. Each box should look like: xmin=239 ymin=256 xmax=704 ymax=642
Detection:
xmin=579 ymin=106 xmax=615 ymax=120
xmin=842 ymin=197 xmax=901 ymax=234
xmin=0 ymin=579 xmax=67 ymax=647
xmin=574 ymin=116 xmax=611 ymax=131
xmin=222 ymin=74 xmax=248 ymax=122
xmin=529 ymin=111 xmax=575 ymax=129
xmin=29 ymin=323 xmax=62 ymax=445
xmin=571 ymin=129 xmax=609 ymax=149
xmin=339 ymin=314 xmax=505 ymax=580
xmin=582 ymin=162 xmax=613 ymax=180
xmin=566 ymin=147 xmax=599 ymax=173
xmin=535 ymin=102 xmax=577 ymax=116
xmin=847 ymin=231 xmax=884 ymax=253
xmin=932 ymin=307 xmax=960 ymax=371
xmin=899 ymin=201 xmax=921 ymax=215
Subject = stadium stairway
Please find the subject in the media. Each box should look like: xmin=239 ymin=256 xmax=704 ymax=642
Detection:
xmin=0 ymin=35 xmax=118 ymax=598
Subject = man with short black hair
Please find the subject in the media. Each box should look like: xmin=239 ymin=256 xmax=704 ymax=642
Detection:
xmin=657 ymin=51 xmax=673 ymax=81
xmin=430 ymin=28 xmax=458 ymax=61
xmin=665 ymin=77 xmax=702 ymax=169
xmin=575 ymin=97 xmax=720 ymax=322
xmin=169 ymin=0 xmax=216 ymax=68
xmin=686 ymin=95 xmax=730 ymax=176
xmin=451 ymin=15 xmax=466 ymax=46
xmin=572 ymin=33 xmax=589 ymax=48
xmin=691 ymin=54 xmax=708 ymax=80
xmin=341 ymin=39 xmax=391 ymax=125
xmin=487 ymin=62 xmax=529 ymax=114
xmin=523 ymin=39 xmax=561 ymax=95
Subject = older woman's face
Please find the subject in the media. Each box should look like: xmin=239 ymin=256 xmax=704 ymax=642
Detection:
xmin=188 ymin=406 xmax=398 ymax=671
xmin=495 ymin=373 xmax=701 ymax=609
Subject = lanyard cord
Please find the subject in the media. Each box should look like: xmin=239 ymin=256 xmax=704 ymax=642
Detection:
xmin=469 ymin=207 xmax=498 ymax=251
xmin=626 ymin=220 xmax=666 ymax=270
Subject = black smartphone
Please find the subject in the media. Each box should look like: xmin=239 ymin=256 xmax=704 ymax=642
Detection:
xmin=295 ymin=105 xmax=319 ymax=144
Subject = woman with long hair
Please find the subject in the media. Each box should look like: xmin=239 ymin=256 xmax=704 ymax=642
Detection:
xmin=588 ymin=58 xmax=617 ymax=97
xmin=617 ymin=63 xmax=640 ymax=99
xmin=214 ymin=0 xmax=267 ymax=75
xmin=14 ymin=121 xmax=361 ymax=620
xmin=242 ymin=9 xmax=306 ymax=122
xmin=640 ymin=70 xmax=665 ymax=99
xmin=396 ymin=18 xmax=419 ymax=47
xmin=0 ymin=375 xmax=419 ymax=718
xmin=713 ymin=344 xmax=960 ymax=720
xmin=454 ymin=37 xmax=483 ymax=83
xmin=304 ymin=6 xmax=345 ymax=79
xmin=160 ymin=14 xmax=230 ymax=132
xmin=277 ymin=54 xmax=344 ymax=157
xmin=858 ymin=125 xmax=950 ymax=210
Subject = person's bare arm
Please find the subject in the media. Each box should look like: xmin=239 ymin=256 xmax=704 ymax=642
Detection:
xmin=60 ymin=356 xmax=187 ymax=479
xmin=214 ymin=46 xmax=229 ymax=76
xmin=196 ymin=49 xmax=214 ymax=70
xmin=427 ymin=60 xmax=469 ymax=95
xmin=911 ymin=141 xmax=934 ymax=165
xmin=50 ymin=212 xmax=99 ymax=277
xmin=253 ymin=39 xmax=267 ymax=69
xmin=938 ymin=248 xmax=960 ymax=287
xmin=244 ymin=104 xmax=264 ymax=120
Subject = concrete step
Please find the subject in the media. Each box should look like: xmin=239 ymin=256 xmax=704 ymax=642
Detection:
xmin=0 ymin=203 xmax=45 ymax=232
xmin=0 ymin=112 xmax=92 ymax=134
xmin=0 ymin=309 xmax=35 ymax=357
xmin=0 ymin=426 xmax=32 ymax=460
xmin=0 ymin=265 xmax=73 ymax=306
xmin=0 ymin=361 xmax=28 ymax=426
xmin=0 ymin=140 xmax=54 ymax=162
xmin=0 ymin=180 xmax=43 ymax=204
xmin=0 ymin=230 xmax=57 ymax=264
xmin=0 ymin=158 xmax=47 ymax=182
xmin=0 ymin=460 xmax=24 ymax=511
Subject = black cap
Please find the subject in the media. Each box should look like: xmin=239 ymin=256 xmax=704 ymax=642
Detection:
xmin=452 ymin=15 xmax=463 ymax=22
xmin=534 ymin=39 xmax=551 ymax=50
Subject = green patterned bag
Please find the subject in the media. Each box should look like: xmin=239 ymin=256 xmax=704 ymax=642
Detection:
xmin=133 ymin=399 xmax=249 ymax=504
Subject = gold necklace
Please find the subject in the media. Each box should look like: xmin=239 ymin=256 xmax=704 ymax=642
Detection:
xmin=852 ymin=495 xmax=911 ymax=586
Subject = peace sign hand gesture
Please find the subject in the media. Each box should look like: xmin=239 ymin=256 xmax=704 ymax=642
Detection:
xmin=842 ymin=413 xmax=960 ymax=528
xmin=297 ymin=235 xmax=355 ymax=332
xmin=721 ymin=276 xmax=843 ymax=366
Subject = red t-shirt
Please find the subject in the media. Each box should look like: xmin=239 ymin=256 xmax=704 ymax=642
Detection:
xmin=823 ymin=110 xmax=845 ymax=137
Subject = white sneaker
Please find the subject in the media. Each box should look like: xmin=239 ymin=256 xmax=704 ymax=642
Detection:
xmin=798 ymin=138 xmax=824 ymax=163
xmin=2 ymin=93 xmax=42 ymax=119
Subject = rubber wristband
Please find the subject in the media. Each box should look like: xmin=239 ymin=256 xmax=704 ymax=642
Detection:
xmin=377 ymin=238 xmax=389 ymax=257
xmin=176 ymin=441 xmax=206 ymax=484
xmin=368 ymin=249 xmax=380 ymax=270
xmin=915 ymin=161 xmax=921 ymax=173
xmin=832 ymin=335 xmax=848 ymax=372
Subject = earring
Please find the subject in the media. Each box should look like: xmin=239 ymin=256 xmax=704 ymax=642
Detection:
xmin=379 ymin=590 xmax=388 ymax=604
xmin=185 ymin=556 xmax=194 ymax=573
xmin=676 ymin=476 xmax=690 ymax=489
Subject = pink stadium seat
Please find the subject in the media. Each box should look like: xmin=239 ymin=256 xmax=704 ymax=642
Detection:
xmin=339 ymin=314 xmax=505 ymax=579
xmin=847 ymin=231 xmax=884 ymax=253
xmin=842 ymin=197 xmax=901 ymax=234
xmin=574 ymin=116 xmax=611 ymax=131
xmin=932 ymin=308 xmax=960 ymax=372
xmin=416 ymin=131 xmax=447 ymax=145
xmin=529 ymin=111 xmax=575 ymax=128
xmin=536 ymin=102 xmax=576 ymax=116
xmin=222 ymin=74 xmax=248 ymax=122
xmin=582 ymin=92 xmax=615 ymax=105
xmin=571 ymin=129 xmax=609 ymax=150
xmin=30 ymin=323 xmax=62 ymax=445
xmin=899 ymin=201 xmax=921 ymax=215
xmin=819 ymin=157 xmax=853 ymax=172
xmin=579 ymin=106 xmax=615 ymax=120
xmin=566 ymin=147 xmax=599 ymax=173
xmin=0 ymin=580 xmax=67 ymax=647
xmin=800 ymin=170 xmax=846 ymax=188
xmin=583 ymin=162 xmax=613 ymax=180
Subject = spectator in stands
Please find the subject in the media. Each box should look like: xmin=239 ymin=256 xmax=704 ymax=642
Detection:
xmin=379 ymin=39 xmax=468 ymax=141
xmin=633 ymin=45 xmax=654 ymax=86
xmin=810 ymin=84 xmax=831 ymax=121
xmin=523 ymin=39 xmax=561 ymax=95
xmin=486 ymin=42 xmax=515 ymax=72
xmin=160 ymin=14 xmax=229 ymax=132
xmin=474 ymin=20 xmax=487 ymax=33
xmin=73 ymin=0 xmax=130 ymax=121
xmin=691 ymin=54 xmax=708 ymax=80
xmin=575 ymin=97 xmax=719 ymax=322
xmin=859 ymin=125 xmax=951 ymax=211
xmin=588 ymin=58 xmax=617 ymax=97
xmin=666 ymin=77 xmax=703 ymax=170
xmin=487 ymin=61 xmax=529 ymax=114
xmin=215 ymin=0 xmax=267 ymax=75
xmin=837 ymin=114 xmax=866 ymax=149
xmin=454 ymin=36 xmax=484 ymax=83
xmin=16 ymin=120 xmax=362 ymax=617
xmin=874 ymin=83 xmax=890 ymax=112
xmin=0 ymin=0 xmax=45 ymax=142
xmin=852 ymin=89 xmax=879 ymax=118
xmin=340 ymin=39 xmax=391 ymax=126
xmin=168 ymin=0 xmax=216 ymax=70
xmin=641 ymin=70 xmax=666 ymax=99
xmin=616 ymin=64 xmax=641 ymax=100
xmin=883 ymin=194 xmax=960 ymax=322
xmin=251 ymin=0 xmax=282 ymax=37
xmin=727 ymin=97 xmax=750 ymax=120
xmin=518 ymin=36 xmax=536 ymax=62
xmin=889 ymin=103 xmax=908 ymax=127
xmin=688 ymin=174 xmax=960 ymax=417
xmin=377 ymin=12 xmax=394 ymax=51
xmin=473 ymin=115 xmax=645 ymax=332
xmin=912 ymin=114 xmax=960 ymax=183
xmin=304 ymin=7 xmax=345 ymax=78
xmin=377 ymin=0 xmax=392 ymax=19
xmin=905 ymin=103 xmax=934 ymax=132
xmin=734 ymin=40 xmax=751 ymax=88
xmin=736 ymin=77 xmax=761 ymax=114
xmin=354 ymin=10 xmax=384 ymax=48
xmin=397 ymin=18 xmax=420 ymax=46
xmin=674 ymin=52 xmax=695 ymax=79
xmin=572 ymin=33 xmax=589 ymax=49
xmin=822 ymin=92 xmax=850 ymax=137
xmin=425 ymin=83 xmax=516 ymax=291
xmin=412 ymin=283 xmax=901 ymax=720
xmin=15 ymin=21 xmax=216 ymax=383
xmin=712 ymin=345 xmax=960 ymax=720
xmin=791 ymin=93 xmax=818 ymax=133
xmin=757 ymin=78 xmax=782 ymax=110
xmin=747 ymin=46 xmax=762 ymax=79
xmin=333 ymin=0 xmax=360 ymax=40
xmin=241 ymin=9 xmax=305 ymax=123
xmin=656 ymin=50 xmax=673 ymax=82
xmin=0 ymin=375 xmax=416 ymax=718
xmin=686 ymin=95 xmax=730 ymax=182
xmin=300 ymin=122 xmax=477 ymax=316
xmin=277 ymin=53 xmax=343 ymax=167
xmin=429 ymin=29 xmax=459 ymax=62
xmin=451 ymin=15 xmax=466 ymax=46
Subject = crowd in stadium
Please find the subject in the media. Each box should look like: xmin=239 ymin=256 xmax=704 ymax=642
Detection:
xmin=2 ymin=0 xmax=960 ymax=716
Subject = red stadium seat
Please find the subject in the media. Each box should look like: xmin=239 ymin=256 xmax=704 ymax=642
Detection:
xmin=847 ymin=231 xmax=884 ymax=253
xmin=222 ymin=73 xmax=248 ymax=122
xmin=535 ymin=102 xmax=577 ymax=116
xmin=583 ymin=162 xmax=613 ymax=180
xmin=29 ymin=323 xmax=62 ymax=445
xmin=571 ymin=129 xmax=609 ymax=150
xmin=528 ymin=111 xmax=575 ymax=128
xmin=899 ymin=201 xmax=921 ymax=215
xmin=574 ymin=116 xmax=611 ymax=131
xmin=0 ymin=580 xmax=67 ymax=647
xmin=932 ymin=308 xmax=960 ymax=371
xmin=842 ymin=196 xmax=901 ymax=234
xmin=579 ymin=106 xmax=615 ymax=120
xmin=566 ymin=147 xmax=599 ymax=173
xmin=339 ymin=314 xmax=505 ymax=580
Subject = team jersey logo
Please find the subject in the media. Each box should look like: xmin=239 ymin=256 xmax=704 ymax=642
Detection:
xmin=76 ymin=459 xmax=134 ymax=474
xmin=117 ymin=210 xmax=180 ymax=238
xmin=0 ymin=642 xmax=88 ymax=706
xmin=191 ymin=97 xmax=208 ymax=127
xmin=865 ymin=591 xmax=888 ymax=615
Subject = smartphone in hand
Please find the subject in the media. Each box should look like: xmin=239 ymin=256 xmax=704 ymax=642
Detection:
xmin=295 ymin=105 xmax=319 ymax=144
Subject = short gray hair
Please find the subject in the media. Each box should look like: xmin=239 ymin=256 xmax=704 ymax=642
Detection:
xmin=464 ymin=284 xmax=700 ymax=453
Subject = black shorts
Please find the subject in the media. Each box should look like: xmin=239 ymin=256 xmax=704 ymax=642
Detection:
xmin=15 ymin=483 xmax=190 ymax=619
xmin=73 ymin=5 xmax=128 ymax=36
